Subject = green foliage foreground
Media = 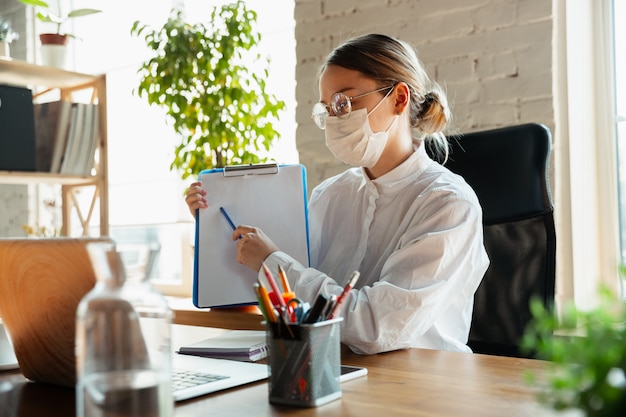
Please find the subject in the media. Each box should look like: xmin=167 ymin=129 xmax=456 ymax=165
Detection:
xmin=522 ymin=287 xmax=626 ymax=416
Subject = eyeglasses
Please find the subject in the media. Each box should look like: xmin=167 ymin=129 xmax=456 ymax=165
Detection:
xmin=311 ymin=85 xmax=395 ymax=130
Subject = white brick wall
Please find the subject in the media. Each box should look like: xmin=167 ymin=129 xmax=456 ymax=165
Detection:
xmin=0 ymin=185 xmax=30 ymax=237
xmin=295 ymin=0 xmax=555 ymax=190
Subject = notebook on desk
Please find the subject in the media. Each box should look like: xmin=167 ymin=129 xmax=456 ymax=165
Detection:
xmin=178 ymin=330 xmax=268 ymax=362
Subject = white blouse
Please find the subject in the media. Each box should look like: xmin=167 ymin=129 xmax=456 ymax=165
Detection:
xmin=260 ymin=144 xmax=489 ymax=354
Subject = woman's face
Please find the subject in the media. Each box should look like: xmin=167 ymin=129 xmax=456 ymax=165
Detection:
xmin=318 ymin=65 xmax=396 ymax=133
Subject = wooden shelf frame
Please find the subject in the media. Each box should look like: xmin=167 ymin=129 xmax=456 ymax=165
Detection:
xmin=0 ymin=57 xmax=109 ymax=237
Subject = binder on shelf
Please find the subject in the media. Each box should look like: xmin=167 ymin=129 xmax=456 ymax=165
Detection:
xmin=0 ymin=84 xmax=36 ymax=171
xmin=193 ymin=163 xmax=309 ymax=309
xmin=33 ymin=100 xmax=65 ymax=172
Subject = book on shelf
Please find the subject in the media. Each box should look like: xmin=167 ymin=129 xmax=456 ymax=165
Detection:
xmin=178 ymin=330 xmax=268 ymax=362
xmin=70 ymin=103 xmax=98 ymax=175
xmin=59 ymin=103 xmax=84 ymax=175
xmin=58 ymin=102 xmax=99 ymax=175
xmin=80 ymin=106 xmax=99 ymax=175
xmin=33 ymin=100 xmax=66 ymax=172
xmin=48 ymin=101 xmax=74 ymax=174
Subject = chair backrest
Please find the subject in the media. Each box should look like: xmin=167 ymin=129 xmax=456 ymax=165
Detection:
xmin=0 ymin=237 xmax=112 ymax=386
xmin=441 ymin=123 xmax=556 ymax=357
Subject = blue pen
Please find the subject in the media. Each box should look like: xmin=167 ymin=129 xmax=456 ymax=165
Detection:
xmin=219 ymin=207 xmax=243 ymax=239
xmin=219 ymin=206 xmax=237 ymax=231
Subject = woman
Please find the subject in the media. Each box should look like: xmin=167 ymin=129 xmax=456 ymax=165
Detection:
xmin=186 ymin=34 xmax=489 ymax=354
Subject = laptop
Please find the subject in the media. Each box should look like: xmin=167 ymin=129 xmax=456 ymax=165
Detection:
xmin=171 ymin=353 xmax=267 ymax=401
xmin=0 ymin=238 xmax=267 ymax=400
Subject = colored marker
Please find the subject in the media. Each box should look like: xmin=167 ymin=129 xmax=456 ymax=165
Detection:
xmin=263 ymin=263 xmax=286 ymax=309
xmin=278 ymin=265 xmax=292 ymax=294
xmin=256 ymin=281 xmax=276 ymax=322
xmin=327 ymin=271 xmax=360 ymax=320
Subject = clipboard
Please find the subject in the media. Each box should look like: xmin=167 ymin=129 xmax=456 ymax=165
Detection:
xmin=193 ymin=163 xmax=310 ymax=308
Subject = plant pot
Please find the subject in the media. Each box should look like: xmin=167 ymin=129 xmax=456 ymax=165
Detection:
xmin=0 ymin=41 xmax=9 ymax=58
xmin=39 ymin=33 xmax=68 ymax=69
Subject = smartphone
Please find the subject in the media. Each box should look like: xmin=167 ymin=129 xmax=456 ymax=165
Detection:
xmin=339 ymin=365 xmax=368 ymax=382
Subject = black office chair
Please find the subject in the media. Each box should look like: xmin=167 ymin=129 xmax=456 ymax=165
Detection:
xmin=437 ymin=123 xmax=556 ymax=358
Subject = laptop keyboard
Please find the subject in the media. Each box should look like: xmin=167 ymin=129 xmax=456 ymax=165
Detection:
xmin=172 ymin=369 xmax=230 ymax=392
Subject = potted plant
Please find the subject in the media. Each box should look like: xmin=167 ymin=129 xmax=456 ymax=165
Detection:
xmin=0 ymin=16 xmax=19 ymax=57
xmin=131 ymin=1 xmax=285 ymax=179
xmin=521 ymin=286 xmax=626 ymax=416
xmin=17 ymin=0 xmax=101 ymax=67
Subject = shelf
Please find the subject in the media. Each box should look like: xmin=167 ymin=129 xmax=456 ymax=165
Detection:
xmin=0 ymin=58 xmax=109 ymax=237
xmin=0 ymin=171 xmax=100 ymax=186
xmin=0 ymin=57 xmax=98 ymax=89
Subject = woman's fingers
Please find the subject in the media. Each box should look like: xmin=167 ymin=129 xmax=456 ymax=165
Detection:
xmin=233 ymin=226 xmax=279 ymax=271
xmin=185 ymin=182 xmax=207 ymax=216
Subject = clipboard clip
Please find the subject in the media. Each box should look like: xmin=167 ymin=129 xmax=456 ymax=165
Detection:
xmin=223 ymin=163 xmax=280 ymax=177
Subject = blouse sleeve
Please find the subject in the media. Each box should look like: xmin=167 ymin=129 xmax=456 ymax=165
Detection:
xmin=261 ymin=190 xmax=489 ymax=354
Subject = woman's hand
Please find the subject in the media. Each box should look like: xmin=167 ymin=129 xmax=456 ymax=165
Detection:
xmin=232 ymin=225 xmax=280 ymax=272
xmin=184 ymin=181 xmax=208 ymax=218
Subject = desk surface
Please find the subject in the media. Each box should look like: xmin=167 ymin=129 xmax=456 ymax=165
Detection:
xmin=0 ymin=325 xmax=563 ymax=417
xmin=167 ymin=297 xmax=265 ymax=330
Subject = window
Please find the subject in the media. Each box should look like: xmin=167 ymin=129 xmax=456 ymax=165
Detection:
xmin=612 ymin=0 xmax=626 ymax=294
xmin=68 ymin=0 xmax=296 ymax=296
xmin=555 ymin=0 xmax=622 ymax=308
xmin=614 ymin=2 xmax=626 ymax=254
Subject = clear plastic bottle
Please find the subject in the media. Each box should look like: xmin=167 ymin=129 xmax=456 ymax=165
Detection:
xmin=76 ymin=242 xmax=173 ymax=417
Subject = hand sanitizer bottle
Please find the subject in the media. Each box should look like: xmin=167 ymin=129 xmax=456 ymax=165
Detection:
xmin=76 ymin=242 xmax=173 ymax=417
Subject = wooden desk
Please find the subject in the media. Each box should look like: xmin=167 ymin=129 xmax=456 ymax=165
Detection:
xmin=0 ymin=325 xmax=562 ymax=417
xmin=168 ymin=297 xmax=265 ymax=330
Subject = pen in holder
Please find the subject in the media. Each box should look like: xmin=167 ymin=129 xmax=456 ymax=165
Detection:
xmin=266 ymin=318 xmax=343 ymax=407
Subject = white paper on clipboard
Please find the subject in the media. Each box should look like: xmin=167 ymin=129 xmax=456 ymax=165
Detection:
xmin=193 ymin=163 xmax=310 ymax=308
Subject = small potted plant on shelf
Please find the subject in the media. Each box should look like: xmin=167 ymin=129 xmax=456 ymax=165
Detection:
xmin=0 ymin=16 xmax=19 ymax=57
xmin=17 ymin=0 xmax=101 ymax=67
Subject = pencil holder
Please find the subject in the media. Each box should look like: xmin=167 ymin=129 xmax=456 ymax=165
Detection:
xmin=266 ymin=318 xmax=342 ymax=407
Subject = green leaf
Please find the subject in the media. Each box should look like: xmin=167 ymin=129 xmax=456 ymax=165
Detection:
xmin=35 ymin=11 xmax=61 ymax=24
xmin=17 ymin=0 xmax=48 ymax=7
xmin=67 ymin=9 xmax=102 ymax=18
